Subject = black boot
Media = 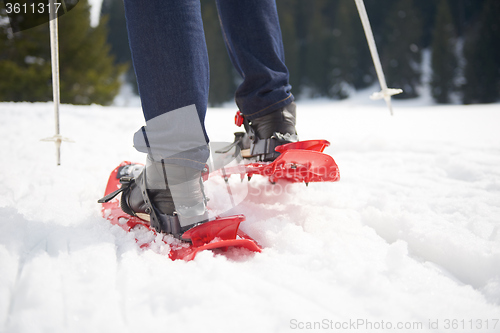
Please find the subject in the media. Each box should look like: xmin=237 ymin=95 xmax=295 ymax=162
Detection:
xmin=242 ymin=102 xmax=298 ymax=161
xmin=120 ymin=157 xmax=208 ymax=238
xmin=250 ymin=102 xmax=297 ymax=140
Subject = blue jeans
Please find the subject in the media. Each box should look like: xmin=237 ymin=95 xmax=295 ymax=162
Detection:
xmin=124 ymin=0 xmax=294 ymax=169
xmin=124 ymin=0 xmax=293 ymax=122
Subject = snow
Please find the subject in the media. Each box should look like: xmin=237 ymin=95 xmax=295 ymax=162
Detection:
xmin=0 ymin=99 xmax=499 ymax=333
xmin=88 ymin=0 xmax=103 ymax=27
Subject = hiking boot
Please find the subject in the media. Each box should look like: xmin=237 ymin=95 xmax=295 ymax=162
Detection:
xmin=120 ymin=157 xmax=208 ymax=238
xmin=222 ymin=102 xmax=298 ymax=161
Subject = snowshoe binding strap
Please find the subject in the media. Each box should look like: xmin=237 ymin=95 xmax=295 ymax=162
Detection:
xmin=120 ymin=163 xmax=208 ymax=240
xmin=215 ymin=132 xmax=247 ymax=155
xmin=247 ymin=132 xmax=298 ymax=161
xmin=99 ymin=163 xmax=184 ymax=237
xmin=97 ymin=176 xmax=134 ymax=204
xmin=131 ymin=167 xmax=185 ymax=237
xmin=228 ymin=110 xmax=298 ymax=162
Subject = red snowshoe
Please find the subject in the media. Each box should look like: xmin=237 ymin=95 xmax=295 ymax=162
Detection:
xmin=100 ymin=161 xmax=261 ymax=261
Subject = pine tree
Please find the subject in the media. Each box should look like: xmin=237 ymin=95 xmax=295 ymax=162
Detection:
xmin=330 ymin=0 xmax=374 ymax=98
xmin=58 ymin=0 xmax=126 ymax=104
xmin=449 ymin=0 xmax=486 ymax=37
xmin=0 ymin=0 xmax=125 ymax=104
xmin=276 ymin=0 xmax=300 ymax=95
xmin=100 ymin=0 xmax=137 ymax=94
xmin=100 ymin=0 xmax=130 ymax=65
xmin=0 ymin=10 xmax=52 ymax=102
xmin=200 ymin=0 xmax=236 ymax=106
xmin=364 ymin=0 xmax=399 ymax=52
xmin=431 ymin=0 xmax=457 ymax=104
xmin=462 ymin=0 xmax=500 ymax=104
xmin=381 ymin=0 xmax=423 ymax=99
xmin=414 ymin=1 xmax=437 ymax=48
xmin=300 ymin=0 xmax=332 ymax=97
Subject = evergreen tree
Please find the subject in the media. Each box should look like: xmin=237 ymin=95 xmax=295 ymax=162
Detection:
xmin=100 ymin=0 xmax=137 ymax=94
xmin=300 ymin=0 xmax=332 ymax=97
xmin=289 ymin=0 xmax=310 ymax=97
xmin=200 ymin=0 xmax=236 ymax=106
xmin=414 ymin=1 xmax=437 ymax=48
xmin=276 ymin=0 xmax=301 ymax=95
xmin=58 ymin=0 xmax=126 ymax=104
xmin=330 ymin=0 xmax=374 ymax=98
xmin=100 ymin=0 xmax=130 ymax=65
xmin=0 ymin=0 xmax=125 ymax=104
xmin=381 ymin=0 xmax=423 ymax=99
xmin=462 ymin=0 xmax=500 ymax=104
xmin=0 ymin=9 xmax=52 ymax=102
xmin=449 ymin=0 xmax=486 ymax=37
xmin=364 ymin=0 xmax=399 ymax=52
xmin=330 ymin=0 xmax=355 ymax=98
xmin=431 ymin=0 xmax=457 ymax=104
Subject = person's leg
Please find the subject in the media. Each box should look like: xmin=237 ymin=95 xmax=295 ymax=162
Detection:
xmin=123 ymin=0 xmax=209 ymax=126
xmin=216 ymin=0 xmax=297 ymax=161
xmin=122 ymin=0 xmax=210 ymax=234
xmin=215 ymin=0 xmax=294 ymax=120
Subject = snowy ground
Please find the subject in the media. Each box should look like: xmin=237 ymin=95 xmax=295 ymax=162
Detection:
xmin=0 ymin=98 xmax=499 ymax=333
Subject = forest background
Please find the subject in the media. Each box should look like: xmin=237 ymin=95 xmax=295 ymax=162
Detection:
xmin=1 ymin=0 xmax=499 ymax=106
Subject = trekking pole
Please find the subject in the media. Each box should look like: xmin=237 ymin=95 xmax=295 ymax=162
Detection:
xmin=354 ymin=0 xmax=402 ymax=115
xmin=42 ymin=0 xmax=73 ymax=165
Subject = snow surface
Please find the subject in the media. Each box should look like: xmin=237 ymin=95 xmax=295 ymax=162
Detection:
xmin=0 ymin=98 xmax=499 ymax=333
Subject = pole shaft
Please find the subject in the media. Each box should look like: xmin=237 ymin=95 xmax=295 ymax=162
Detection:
xmin=354 ymin=0 xmax=388 ymax=91
xmin=49 ymin=0 xmax=61 ymax=164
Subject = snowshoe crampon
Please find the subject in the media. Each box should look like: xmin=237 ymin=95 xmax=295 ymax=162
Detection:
xmin=100 ymin=161 xmax=261 ymax=261
xmin=217 ymin=139 xmax=340 ymax=185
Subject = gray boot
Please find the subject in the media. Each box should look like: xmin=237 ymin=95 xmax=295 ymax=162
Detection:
xmin=121 ymin=157 xmax=208 ymax=237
